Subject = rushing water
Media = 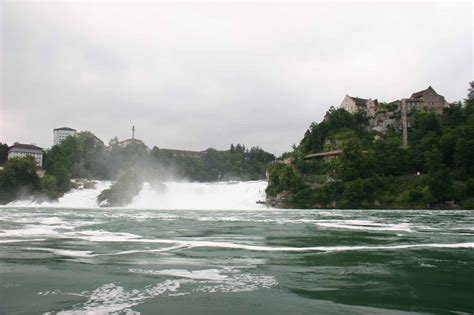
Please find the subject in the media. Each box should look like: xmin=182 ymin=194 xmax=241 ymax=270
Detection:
xmin=8 ymin=181 xmax=268 ymax=210
xmin=1 ymin=182 xmax=474 ymax=314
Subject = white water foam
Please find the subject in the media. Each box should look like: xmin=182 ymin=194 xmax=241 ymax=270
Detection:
xmin=130 ymin=268 xmax=229 ymax=281
xmin=0 ymin=226 xmax=60 ymax=238
xmin=6 ymin=180 xmax=267 ymax=210
xmin=315 ymin=220 xmax=412 ymax=232
xmin=129 ymin=267 xmax=278 ymax=292
xmin=130 ymin=181 xmax=268 ymax=210
xmin=52 ymin=267 xmax=277 ymax=314
xmin=7 ymin=181 xmax=112 ymax=208
xmin=22 ymin=227 xmax=474 ymax=256
xmin=56 ymin=281 xmax=181 ymax=315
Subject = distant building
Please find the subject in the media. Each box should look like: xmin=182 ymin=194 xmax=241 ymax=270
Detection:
xmin=8 ymin=143 xmax=44 ymax=166
xmin=340 ymin=95 xmax=379 ymax=116
xmin=382 ymin=86 xmax=450 ymax=148
xmin=155 ymin=148 xmax=206 ymax=158
xmin=119 ymin=138 xmax=146 ymax=147
xmin=401 ymin=86 xmax=449 ymax=114
xmin=118 ymin=126 xmax=148 ymax=148
xmin=53 ymin=127 xmax=76 ymax=145
xmin=93 ymin=135 xmax=104 ymax=145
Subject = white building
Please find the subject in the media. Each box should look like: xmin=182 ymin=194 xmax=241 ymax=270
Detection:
xmin=53 ymin=127 xmax=77 ymax=146
xmin=340 ymin=95 xmax=379 ymax=116
xmin=8 ymin=143 xmax=44 ymax=167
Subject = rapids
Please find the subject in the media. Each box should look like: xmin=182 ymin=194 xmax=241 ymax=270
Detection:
xmin=7 ymin=180 xmax=268 ymax=210
xmin=1 ymin=207 xmax=473 ymax=314
xmin=2 ymin=181 xmax=474 ymax=314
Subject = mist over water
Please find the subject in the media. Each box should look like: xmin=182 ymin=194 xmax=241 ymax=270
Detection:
xmin=130 ymin=181 xmax=267 ymax=210
xmin=7 ymin=180 xmax=268 ymax=210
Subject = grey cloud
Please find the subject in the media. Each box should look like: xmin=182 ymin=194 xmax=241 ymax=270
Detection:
xmin=1 ymin=1 xmax=472 ymax=155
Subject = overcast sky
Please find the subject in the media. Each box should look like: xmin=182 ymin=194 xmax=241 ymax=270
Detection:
xmin=1 ymin=1 xmax=472 ymax=155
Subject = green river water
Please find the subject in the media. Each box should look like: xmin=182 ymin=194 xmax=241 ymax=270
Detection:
xmin=1 ymin=207 xmax=473 ymax=314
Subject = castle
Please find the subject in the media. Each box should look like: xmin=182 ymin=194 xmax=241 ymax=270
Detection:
xmin=340 ymin=86 xmax=451 ymax=147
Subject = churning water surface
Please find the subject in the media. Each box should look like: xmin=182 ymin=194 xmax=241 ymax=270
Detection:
xmin=1 ymin=181 xmax=473 ymax=314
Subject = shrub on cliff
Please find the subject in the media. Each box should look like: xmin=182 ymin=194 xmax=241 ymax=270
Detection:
xmin=265 ymin=163 xmax=306 ymax=197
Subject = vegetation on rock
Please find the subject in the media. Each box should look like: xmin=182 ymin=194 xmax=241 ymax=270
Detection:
xmin=266 ymin=85 xmax=474 ymax=209
xmin=97 ymin=168 xmax=144 ymax=207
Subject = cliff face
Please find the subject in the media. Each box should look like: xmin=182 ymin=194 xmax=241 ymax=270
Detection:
xmin=370 ymin=108 xmax=401 ymax=133
xmin=266 ymin=191 xmax=291 ymax=208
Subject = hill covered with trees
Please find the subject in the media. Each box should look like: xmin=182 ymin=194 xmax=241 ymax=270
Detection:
xmin=266 ymin=90 xmax=474 ymax=209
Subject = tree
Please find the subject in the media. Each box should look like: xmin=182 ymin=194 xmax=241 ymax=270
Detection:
xmin=0 ymin=157 xmax=41 ymax=203
xmin=468 ymin=81 xmax=474 ymax=101
xmin=411 ymin=112 xmax=443 ymax=143
xmin=373 ymin=136 xmax=408 ymax=176
xmin=336 ymin=141 xmax=375 ymax=181
xmin=41 ymin=175 xmax=59 ymax=199
xmin=340 ymin=178 xmax=376 ymax=208
xmin=442 ymin=106 xmax=465 ymax=129
xmin=97 ymin=167 xmax=144 ymax=207
xmin=51 ymin=166 xmax=72 ymax=193
xmin=426 ymin=167 xmax=454 ymax=203
xmin=265 ymin=163 xmax=306 ymax=197
xmin=455 ymin=138 xmax=474 ymax=178
xmin=0 ymin=143 xmax=9 ymax=164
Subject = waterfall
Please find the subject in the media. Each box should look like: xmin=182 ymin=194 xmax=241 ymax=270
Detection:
xmin=7 ymin=180 xmax=268 ymax=210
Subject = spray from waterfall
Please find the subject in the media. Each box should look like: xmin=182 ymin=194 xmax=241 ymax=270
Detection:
xmin=7 ymin=180 xmax=269 ymax=210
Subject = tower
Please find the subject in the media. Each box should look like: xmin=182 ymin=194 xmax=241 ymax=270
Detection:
xmin=132 ymin=126 xmax=135 ymax=140
xmin=401 ymin=101 xmax=408 ymax=148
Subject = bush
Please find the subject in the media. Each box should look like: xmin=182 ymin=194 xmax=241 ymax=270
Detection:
xmin=41 ymin=175 xmax=59 ymax=199
xmin=0 ymin=157 xmax=41 ymax=203
xmin=265 ymin=163 xmax=306 ymax=197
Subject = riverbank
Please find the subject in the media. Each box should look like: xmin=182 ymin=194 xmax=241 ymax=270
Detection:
xmin=265 ymin=172 xmax=473 ymax=210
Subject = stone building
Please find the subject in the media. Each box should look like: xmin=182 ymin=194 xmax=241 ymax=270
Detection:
xmin=338 ymin=86 xmax=450 ymax=148
xmin=8 ymin=143 xmax=44 ymax=166
xmin=53 ymin=127 xmax=76 ymax=146
xmin=340 ymin=95 xmax=379 ymax=116
xmin=400 ymin=86 xmax=449 ymax=114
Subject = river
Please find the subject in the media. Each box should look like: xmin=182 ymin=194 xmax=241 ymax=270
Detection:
xmin=1 ymin=181 xmax=473 ymax=314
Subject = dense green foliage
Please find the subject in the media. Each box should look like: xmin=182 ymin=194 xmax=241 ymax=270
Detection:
xmin=267 ymin=92 xmax=474 ymax=209
xmin=44 ymin=132 xmax=110 ymax=180
xmin=151 ymin=144 xmax=274 ymax=182
xmin=44 ymin=133 xmax=273 ymax=184
xmin=266 ymin=163 xmax=306 ymax=197
xmin=0 ymin=157 xmax=74 ymax=203
xmin=0 ymin=157 xmax=42 ymax=203
xmin=97 ymin=168 xmax=144 ymax=207
xmin=1 ymin=129 xmax=274 ymax=204
xmin=299 ymin=106 xmax=370 ymax=154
